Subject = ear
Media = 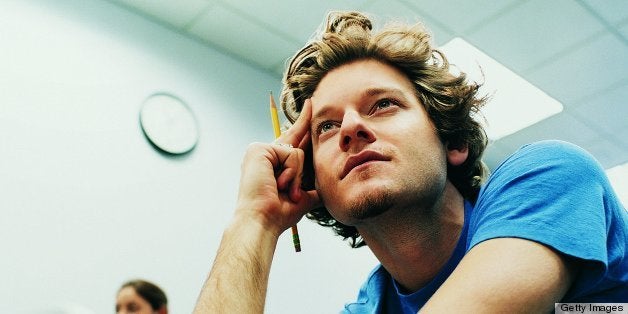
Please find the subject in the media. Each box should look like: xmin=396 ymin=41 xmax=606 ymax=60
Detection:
xmin=156 ymin=306 xmax=168 ymax=314
xmin=446 ymin=142 xmax=469 ymax=166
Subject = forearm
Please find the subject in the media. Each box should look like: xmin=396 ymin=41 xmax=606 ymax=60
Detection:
xmin=194 ymin=102 xmax=318 ymax=313
xmin=421 ymin=238 xmax=575 ymax=314
xmin=194 ymin=214 xmax=280 ymax=314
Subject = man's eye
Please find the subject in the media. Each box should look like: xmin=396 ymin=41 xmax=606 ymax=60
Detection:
xmin=319 ymin=122 xmax=337 ymax=134
xmin=377 ymin=100 xmax=392 ymax=109
xmin=128 ymin=303 xmax=139 ymax=311
xmin=375 ymin=99 xmax=398 ymax=111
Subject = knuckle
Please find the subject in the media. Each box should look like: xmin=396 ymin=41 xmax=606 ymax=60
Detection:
xmin=243 ymin=142 xmax=271 ymax=160
xmin=246 ymin=142 xmax=266 ymax=151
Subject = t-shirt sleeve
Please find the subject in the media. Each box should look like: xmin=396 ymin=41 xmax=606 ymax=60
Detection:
xmin=468 ymin=140 xmax=614 ymax=299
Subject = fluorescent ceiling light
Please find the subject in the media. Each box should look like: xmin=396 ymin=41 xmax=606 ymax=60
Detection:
xmin=606 ymin=162 xmax=628 ymax=207
xmin=439 ymin=38 xmax=563 ymax=140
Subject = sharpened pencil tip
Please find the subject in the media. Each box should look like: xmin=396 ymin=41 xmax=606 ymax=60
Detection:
xmin=269 ymin=91 xmax=278 ymax=109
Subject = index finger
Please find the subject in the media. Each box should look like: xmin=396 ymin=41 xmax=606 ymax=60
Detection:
xmin=280 ymin=99 xmax=312 ymax=149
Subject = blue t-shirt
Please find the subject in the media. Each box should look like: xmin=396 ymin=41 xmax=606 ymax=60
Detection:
xmin=343 ymin=140 xmax=627 ymax=313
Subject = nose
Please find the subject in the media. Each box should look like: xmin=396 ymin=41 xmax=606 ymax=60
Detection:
xmin=339 ymin=110 xmax=376 ymax=151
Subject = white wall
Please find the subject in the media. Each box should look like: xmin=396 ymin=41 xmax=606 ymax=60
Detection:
xmin=0 ymin=1 xmax=377 ymax=313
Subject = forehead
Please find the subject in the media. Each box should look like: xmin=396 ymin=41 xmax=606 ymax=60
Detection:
xmin=117 ymin=286 xmax=141 ymax=302
xmin=311 ymin=59 xmax=415 ymax=105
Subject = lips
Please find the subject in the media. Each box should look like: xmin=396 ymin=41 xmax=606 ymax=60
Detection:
xmin=340 ymin=150 xmax=390 ymax=179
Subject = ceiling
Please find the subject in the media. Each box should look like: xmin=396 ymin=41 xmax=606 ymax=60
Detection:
xmin=107 ymin=0 xmax=628 ymax=171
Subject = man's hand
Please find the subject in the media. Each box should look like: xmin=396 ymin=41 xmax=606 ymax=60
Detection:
xmin=235 ymin=99 xmax=320 ymax=235
xmin=194 ymin=100 xmax=319 ymax=314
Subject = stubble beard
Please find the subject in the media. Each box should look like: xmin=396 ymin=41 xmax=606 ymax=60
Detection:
xmin=327 ymin=169 xmax=446 ymax=226
xmin=346 ymin=181 xmax=443 ymax=221
xmin=319 ymin=150 xmax=448 ymax=225
xmin=346 ymin=188 xmax=395 ymax=220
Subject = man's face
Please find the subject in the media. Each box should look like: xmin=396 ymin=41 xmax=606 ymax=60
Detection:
xmin=309 ymin=59 xmax=448 ymax=226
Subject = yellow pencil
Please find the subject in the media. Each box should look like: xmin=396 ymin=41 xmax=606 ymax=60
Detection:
xmin=270 ymin=91 xmax=301 ymax=252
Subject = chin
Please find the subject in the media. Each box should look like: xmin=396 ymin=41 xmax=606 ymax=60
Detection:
xmin=329 ymin=187 xmax=395 ymax=224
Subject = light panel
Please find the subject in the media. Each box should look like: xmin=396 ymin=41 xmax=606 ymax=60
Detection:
xmin=440 ymin=38 xmax=563 ymax=140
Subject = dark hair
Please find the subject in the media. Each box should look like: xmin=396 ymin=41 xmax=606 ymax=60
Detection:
xmin=120 ymin=279 xmax=167 ymax=311
xmin=280 ymin=11 xmax=488 ymax=248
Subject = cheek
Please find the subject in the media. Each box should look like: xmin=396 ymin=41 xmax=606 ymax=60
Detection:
xmin=312 ymin=156 xmax=340 ymax=202
xmin=313 ymin=159 xmax=331 ymax=187
xmin=312 ymin=145 xmax=335 ymax=181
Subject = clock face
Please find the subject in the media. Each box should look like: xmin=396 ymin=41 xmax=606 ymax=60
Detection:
xmin=140 ymin=93 xmax=199 ymax=155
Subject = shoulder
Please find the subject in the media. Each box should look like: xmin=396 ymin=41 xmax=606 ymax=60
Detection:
xmin=500 ymin=140 xmax=601 ymax=171
xmin=470 ymin=141 xmax=612 ymax=253
xmin=476 ymin=140 xmax=614 ymax=213
xmin=470 ymin=140 xmax=628 ymax=301
xmin=486 ymin=140 xmax=607 ymax=190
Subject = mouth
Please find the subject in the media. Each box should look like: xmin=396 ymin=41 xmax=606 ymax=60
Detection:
xmin=340 ymin=150 xmax=390 ymax=179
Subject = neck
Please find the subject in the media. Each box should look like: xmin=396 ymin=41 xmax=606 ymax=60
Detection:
xmin=357 ymin=181 xmax=465 ymax=292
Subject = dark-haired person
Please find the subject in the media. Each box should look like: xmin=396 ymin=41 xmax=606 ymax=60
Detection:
xmin=194 ymin=11 xmax=627 ymax=313
xmin=116 ymin=279 xmax=167 ymax=314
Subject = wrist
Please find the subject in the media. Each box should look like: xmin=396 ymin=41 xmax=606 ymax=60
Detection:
xmin=228 ymin=210 xmax=283 ymax=243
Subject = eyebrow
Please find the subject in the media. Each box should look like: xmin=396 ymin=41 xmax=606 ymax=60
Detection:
xmin=364 ymin=87 xmax=406 ymax=98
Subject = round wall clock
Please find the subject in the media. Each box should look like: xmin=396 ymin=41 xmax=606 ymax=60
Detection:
xmin=139 ymin=93 xmax=199 ymax=155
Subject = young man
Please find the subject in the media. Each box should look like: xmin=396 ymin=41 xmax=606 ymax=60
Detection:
xmin=194 ymin=11 xmax=627 ymax=313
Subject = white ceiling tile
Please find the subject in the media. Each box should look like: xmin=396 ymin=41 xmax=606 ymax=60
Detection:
xmin=363 ymin=0 xmax=455 ymax=45
xmin=483 ymin=142 xmax=516 ymax=171
xmin=574 ymin=92 xmax=628 ymax=169
xmin=581 ymin=136 xmax=628 ymax=168
xmin=110 ymin=0 xmax=212 ymax=29
xmin=466 ymin=0 xmax=605 ymax=75
xmin=581 ymin=0 xmax=628 ymax=25
xmin=613 ymin=128 xmax=628 ymax=157
xmin=572 ymin=82 xmax=628 ymax=135
xmin=187 ymin=4 xmax=301 ymax=71
xmin=620 ymin=22 xmax=628 ymax=38
xmin=270 ymin=62 xmax=286 ymax=78
xmin=495 ymin=111 xmax=601 ymax=153
xmin=525 ymin=34 xmax=628 ymax=106
xmin=396 ymin=0 xmax=520 ymax=34
xmin=109 ymin=0 xmax=628 ymax=172
xmin=217 ymin=0 xmax=373 ymax=43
